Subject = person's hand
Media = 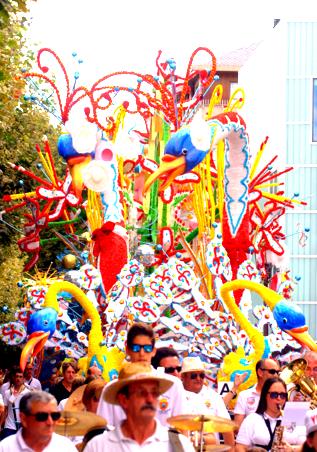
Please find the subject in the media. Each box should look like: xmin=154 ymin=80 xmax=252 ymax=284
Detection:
xmin=277 ymin=440 xmax=297 ymax=452
xmin=232 ymin=372 xmax=248 ymax=392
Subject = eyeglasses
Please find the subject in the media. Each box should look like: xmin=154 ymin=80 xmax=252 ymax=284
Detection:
xmin=165 ymin=366 xmax=182 ymax=374
xmin=261 ymin=368 xmax=280 ymax=375
xmin=28 ymin=411 xmax=61 ymax=422
xmin=189 ymin=373 xmax=205 ymax=380
xmin=129 ymin=389 xmax=160 ymax=399
xmin=130 ymin=344 xmax=154 ymax=353
xmin=268 ymin=392 xmax=288 ymax=400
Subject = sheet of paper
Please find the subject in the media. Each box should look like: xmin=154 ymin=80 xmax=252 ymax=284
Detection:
xmin=281 ymin=401 xmax=310 ymax=427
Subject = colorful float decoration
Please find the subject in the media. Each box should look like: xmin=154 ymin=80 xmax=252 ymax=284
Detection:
xmin=0 ymin=46 xmax=313 ymax=392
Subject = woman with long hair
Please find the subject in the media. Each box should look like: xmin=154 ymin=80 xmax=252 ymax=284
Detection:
xmin=236 ymin=377 xmax=304 ymax=452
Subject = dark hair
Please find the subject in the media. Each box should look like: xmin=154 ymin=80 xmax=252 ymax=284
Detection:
xmin=10 ymin=365 xmax=23 ymax=376
xmin=126 ymin=323 xmax=155 ymax=349
xmin=255 ymin=359 xmax=265 ymax=377
xmin=255 ymin=358 xmax=280 ymax=378
xmin=151 ymin=347 xmax=179 ymax=369
xmin=61 ymin=360 xmax=77 ymax=375
xmin=20 ymin=391 xmax=56 ymax=414
xmin=256 ymin=377 xmax=287 ymax=415
xmin=301 ymin=434 xmax=317 ymax=452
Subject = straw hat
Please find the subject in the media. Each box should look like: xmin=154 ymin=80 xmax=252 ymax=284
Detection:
xmin=180 ymin=356 xmax=209 ymax=374
xmin=305 ymin=407 xmax=317 ymax=435
xmin=103 ymin=362 xmax=173 ymax=405
xmin=82 ymin=160 xmax=111 ymax=192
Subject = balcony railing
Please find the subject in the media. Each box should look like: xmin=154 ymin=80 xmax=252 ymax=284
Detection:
xmin=201 ymin=98 xmax=230 ymax=107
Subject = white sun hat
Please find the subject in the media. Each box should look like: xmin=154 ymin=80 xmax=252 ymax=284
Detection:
xmin=180 ymin=356 xmax=210 ymax=374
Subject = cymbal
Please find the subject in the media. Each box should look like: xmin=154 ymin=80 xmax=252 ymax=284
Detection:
xmin=55 ymin=411 xmax=107 ymax=436
xmin=167 ymin=414 xmax=236 ymax=433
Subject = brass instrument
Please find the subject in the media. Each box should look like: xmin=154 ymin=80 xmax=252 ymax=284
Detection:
xmin=279 ymin=358 xmax=317 ymax=408
xmin=271 ymin=405 xmax=284 ymax=452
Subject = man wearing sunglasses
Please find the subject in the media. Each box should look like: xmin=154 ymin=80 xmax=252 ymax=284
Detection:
xmin=97 ymin=323 xmax=186 ymax=428
xmin=0 ymin=391 xmax=77 ymax=451
xmin=181 ymin=356 xmax=235 ymax=449
xmin=151 ymin=347 xmax=182 ymax=379
xmin=234 ymin=358 xmax=280 ymax=429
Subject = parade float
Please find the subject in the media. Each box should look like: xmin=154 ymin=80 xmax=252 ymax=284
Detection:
xmin=0 ymin=46 xmax=313 ymax=393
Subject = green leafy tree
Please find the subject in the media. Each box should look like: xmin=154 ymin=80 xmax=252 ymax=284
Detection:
xmin=0 ymin=0 xmax=61 ymax=319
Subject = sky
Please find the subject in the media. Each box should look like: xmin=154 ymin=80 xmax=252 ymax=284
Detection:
xmin=27 ymin=0 xmax=317 ymax=85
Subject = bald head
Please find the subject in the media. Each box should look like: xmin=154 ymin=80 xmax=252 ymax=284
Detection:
xmin=87 ymin=366 xmax=102 ymax=379
xmin=256 ymin=358 xmax=280 ymax=386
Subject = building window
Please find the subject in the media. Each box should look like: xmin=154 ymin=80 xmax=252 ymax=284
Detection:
xmin=230 ymin=82 xmax=238 ymax=98
xmin=313 ymin=78 xmax=317 ymax=142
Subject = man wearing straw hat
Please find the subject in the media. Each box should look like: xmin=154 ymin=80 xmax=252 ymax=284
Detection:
xmin=84 ymin=361 xmax=194 ymax=451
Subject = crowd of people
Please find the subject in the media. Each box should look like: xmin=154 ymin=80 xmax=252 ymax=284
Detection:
xmin=0 ymin=322 xmax=317 ymax=451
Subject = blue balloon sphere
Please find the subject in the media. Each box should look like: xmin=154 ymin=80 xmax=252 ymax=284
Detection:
xmin=57 ymin=134 xmax=78 ymax=160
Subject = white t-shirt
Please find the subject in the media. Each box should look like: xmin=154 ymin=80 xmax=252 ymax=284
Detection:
xmin=1 ymin=382 xmax=10 ymax=399
xmin=25 ymin=377 xmax=42 ymax=391
xmin=184 ymin=386 xmax=231 ymax=442
xmin=97 ymin=373 xmax=186 ymax=427
xmin=234 ymin=385 xmax=260 ymax=416
xmin=0 ymin=429 xmax=78 ymax=451
xmin=3 ymin=386 xmax=31 ymax=430
xmin=185 ymin=386 xmax=231 ymax=419
xmin=236 ymin=412 xmax=306 ymax=448
xmin=58 ymin=398 xmax=68 ymax=411
xmin=83 ymin=419 xmax=195 ymax=452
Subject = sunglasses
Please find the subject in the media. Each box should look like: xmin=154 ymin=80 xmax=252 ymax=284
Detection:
xmin=189 ymin=372 xmax=205 ymax=380
xmin=28 ymin=411 xmax=61 ymax=422
xmin=261 ymin=368 xmax=280 ymax=375
xmin=130 ymin=344 xmax=154 ymax=353
xmin=268 ymin=392 xmax=288 ymax=400
xmin=164 ymin=366 xmax=182 ymax=374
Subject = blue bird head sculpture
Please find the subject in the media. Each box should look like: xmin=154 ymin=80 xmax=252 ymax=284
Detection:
xmin=143 ymin=118 xmax=211 ymax=193
xmin=21 ymin=308 xmax=58 ymax=371
xmin=273 ymin=300 xmax=317 ymax=349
